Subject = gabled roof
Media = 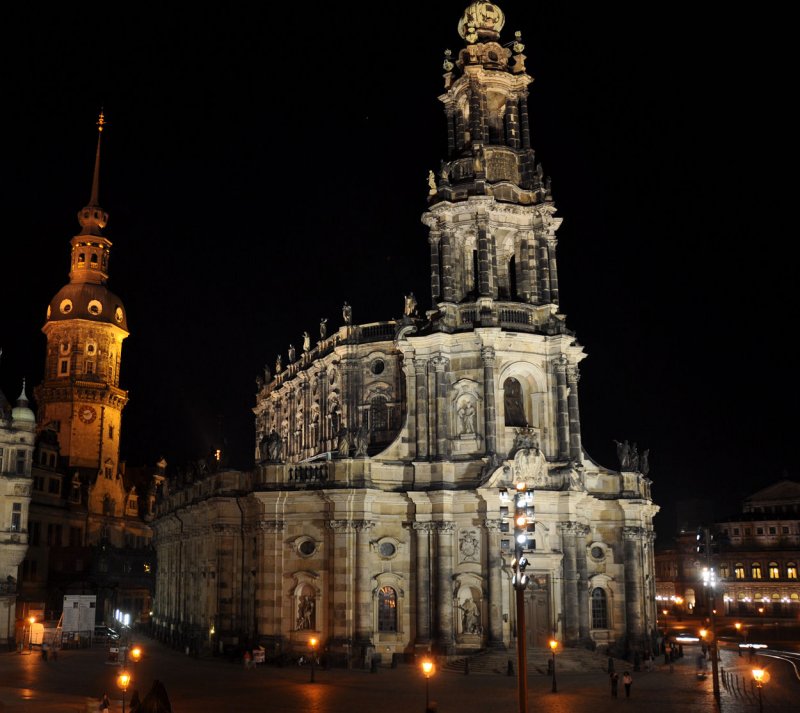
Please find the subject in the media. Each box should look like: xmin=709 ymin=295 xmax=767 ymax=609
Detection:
xmin=744 ymin=479 xmax=800 ymax=505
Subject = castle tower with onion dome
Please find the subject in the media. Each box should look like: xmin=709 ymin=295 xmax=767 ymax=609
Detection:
xmin=150 ymin=3 xmax=659 ymax=663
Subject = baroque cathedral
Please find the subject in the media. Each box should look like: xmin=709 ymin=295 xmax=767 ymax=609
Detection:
xmin=150 ymin=2 xmax=659 ymax=662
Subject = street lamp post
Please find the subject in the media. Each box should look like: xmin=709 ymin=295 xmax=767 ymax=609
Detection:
xmin=117 ymin=671 xmax=131 ymax=713
xmin=510 ymin=481 xmax=533 ymax=713
xmin=309 ymin=637 xmax=317 ymax=683
xmin=549 ymin=639 xmax=558 ymax=693
xmin=734 ymin=622 xmax=742 ymax=656
xmin=752 ymin=667 xmax=768 ymax=713
xmin=701 ymin=565 xmax=720 ymax=702
xmin=421 ymin=658 xmax=435 ymax=712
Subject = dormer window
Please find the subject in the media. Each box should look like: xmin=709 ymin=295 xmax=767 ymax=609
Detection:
xmin=78 ymin=253 xmax=86 ymax=264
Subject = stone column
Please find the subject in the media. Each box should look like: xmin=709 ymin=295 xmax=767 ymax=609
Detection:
xmin=257 ymin=520 xmax=285 ymax=635
xmin=519 ymin=94 xmax=531 ymax=149
xmin=355 ymin=520 xmax=375 ymax=644
xmin=428 ymin=227 xmax=441 ymax=304
xmin=517 ymin=231 xmax=531 ymax=302
xmin=505 ymin=100 xmax=520 ymax=149
xmin=469 ymin=81 xmax=483 ymax=145
xmin=413 ymin=522 xmax=433 ymax=646
xmin=446 ymin=108 xmax=456 ymax=157
xmin=477 ymin=217 xmax=492 ymax=297
xmin=553 ymin=357 xmax=569 ymax=459
xmin=575 ymin=525 xmax=591 ymax=642
xmin=567 ymin=365 xmax=583 ymax=461
xmin=301 ymin=379 xmax=311 ymax=457
xmin=547 ymin=237 xmax=560 ymax=306
xmin=485 ymin=519 xmax=505 ymax=646
xmin=538 ymin=236 xmax=551 ymax=304
xmin=414 ymin=359 xmax=429 ymax=460
xmin=560 ymin=522 xmax=580 ymax=645
xmin=481 ymin=347 xmax=497 ymax=457
xmin=455 ymin=107 xmax=466 ymax=152
xmin=317 ymin=371 xmax=328 ymax=450
xmin=432 ymin=356 xmax=449 ymax=459
xmin=623 ymin=526 xmax=645 ymax=644
xmin=435 ymin=522 xmax=456 ymax=653
xmin=440 ymin=227 xmax=456 ymax=303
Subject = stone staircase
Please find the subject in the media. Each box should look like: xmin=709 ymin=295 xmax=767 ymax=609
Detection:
xmin=443 ymin=647 xmax=630 ymax=676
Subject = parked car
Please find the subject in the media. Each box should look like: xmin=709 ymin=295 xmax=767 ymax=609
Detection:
xmin=94 ymin=625 xmax=120 ymax=641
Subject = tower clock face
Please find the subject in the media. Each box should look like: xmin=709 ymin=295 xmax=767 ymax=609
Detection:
xmin=78 ymin=406 xmax=97 ymax=424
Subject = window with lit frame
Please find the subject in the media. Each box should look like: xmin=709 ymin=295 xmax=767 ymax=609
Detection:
xmin=591 ymin=588 xmax=608 ymax=629
xmin=734 ymin=563 xmax=745 ymax=579
xmin=378 ymin=586 xmax=397 ymax=632
xmin=768 ymin=562 xmax=780 ymax=579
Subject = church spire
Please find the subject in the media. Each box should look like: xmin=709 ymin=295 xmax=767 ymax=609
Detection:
xmin=88 ymin=110 xmax=105 ymax=208
xmin=76 ymin=110 xmax=109 ymax=238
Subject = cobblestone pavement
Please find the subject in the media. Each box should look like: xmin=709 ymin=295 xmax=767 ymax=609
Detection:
xmin=1 ymin=638 xmax=797 ymax=712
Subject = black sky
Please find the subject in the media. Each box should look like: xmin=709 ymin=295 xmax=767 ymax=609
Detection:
xmin=1 ymin=2 xmax=795 ymax=540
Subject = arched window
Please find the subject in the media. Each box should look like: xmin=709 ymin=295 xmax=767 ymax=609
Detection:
xmin=591 ymin=588 xmax=608 ymax=629
xmin=734 ymin=563 xmax=745 ymax=579
xmin=719 ymin=562 xmax=729 ymax=579
xmin=787 ymin=562 xmax=797 ymax=580
xmin=768 ymin=562 xmax=780 ymax=579
xmin=371 ymin=396 xmax=388 ymax=432
xmin=378 ymin=586 xmax=397 ymax=632
xmin=751 ymin=562 xmax=762 ymax=579
xmin=503 ymin=377 xmax=526 ymax=427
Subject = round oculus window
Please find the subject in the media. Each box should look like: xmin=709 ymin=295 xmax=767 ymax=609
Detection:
xmin=115 ymin=306 xmax=124 ymax=323
xmin=59 ymin=299 xmax=73 ymax=314
xmin=88 ymin=299 xmax=103 ymax=315
xmin=591 ymin=546 xmax=604 ymax=559
xmin=379 ymin=541 xmax=396 ymax=558
xmin=371 ymin=359 xmax=385 ymax=375
xmin=298 ymin=540 xmax=316 ymax=556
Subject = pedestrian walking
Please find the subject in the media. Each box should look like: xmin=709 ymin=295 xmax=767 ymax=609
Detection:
xmin=623 ymin=670 xmax=632 ymax=698
xmin=610 ymin=671 xmax=619 ymax=697
xmin=99 ymin=692 xmax=111 ymax=713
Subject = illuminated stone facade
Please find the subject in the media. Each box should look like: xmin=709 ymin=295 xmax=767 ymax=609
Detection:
xmin=150 ymin=2 xmax=659 ymax=662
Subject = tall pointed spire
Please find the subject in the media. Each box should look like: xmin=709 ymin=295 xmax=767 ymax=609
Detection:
xmin=77 ymin=109 xmax=108 ymax=237
xmin=88 ymin=109 xmax=105 ymax=208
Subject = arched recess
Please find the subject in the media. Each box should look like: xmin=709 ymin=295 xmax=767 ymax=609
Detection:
xmin=587 ymin=573 xmax=615 ymax=646
xmin=288 ymin=571 xmax=321 ymax=635
xmin=454 ymin=573 xmax=485 ymax=639
xmin=496 ymin=361 xmax=547 ymax=454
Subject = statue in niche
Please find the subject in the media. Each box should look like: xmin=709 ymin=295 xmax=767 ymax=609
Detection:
xmin=267 ymin=429 xmax=282 ymax=462
xmin=457 ymin=399 xmax=477 ymax=436
xmin=337 ymin=427 xmax=351 ymax=457
xmin=459 ymin=597 xmax=480 ymax=634
xmin=503 ymin=377 xmax=527 ymax=427
xmin=354 ymin=423 xmax=370 ymax=457
xmin=296 ymin=595 xmax=315 ymax=631
xmin=342 ymin=301 xmax=352 ymax=325
xmin=319 ymin=318 xmax=328 ymax=340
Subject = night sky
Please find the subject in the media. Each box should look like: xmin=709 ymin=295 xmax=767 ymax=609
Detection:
xmin=1 ymin=2 xmax=794 ymax=542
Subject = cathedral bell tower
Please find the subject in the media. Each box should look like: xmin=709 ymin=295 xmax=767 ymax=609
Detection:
xmin=424 ymin=2 xmax=564 ymax=333
xmin=35 ymin=112 xmax=129 ymax=477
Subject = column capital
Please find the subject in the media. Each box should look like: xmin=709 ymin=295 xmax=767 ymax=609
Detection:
xmin=483 ymin=519 xmax=506 ymax=532
xmin=412 ymin=521 xmax=436 ymax=532
xmin=431 ymin=355 xmax=449 ymax=371
xmin=257 ymin=520 xmax=286 ymax=533
xmin=566 ymin=365 xmax=580 ymax=383
xmin=433 ymin=520 xmax=456 ymax=533
xmin=622 ymin=526 xmax=645 ymax=541
xmin=552 ymin=355 xmax=568 ymax=374
xmin=481 ymin=346 xmax=496 ymax=364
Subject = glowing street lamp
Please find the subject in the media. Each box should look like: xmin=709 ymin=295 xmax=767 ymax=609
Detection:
xmin=117 ymin=670 xmax=131 ymax=713
xmin=421 ymin=658 xmax=435 ymax=712
xmin=734 ymin=622 xmax=743 ymax=656
xmin=549 ymin=639 xmax=558 ymax=693
xmin=752 ymin=667 xmax=769 ymax=713
xmin=129 ymin=645 xmax=142 ymax=664
xmin=309 ymin=637 xmax=318 ymax=683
